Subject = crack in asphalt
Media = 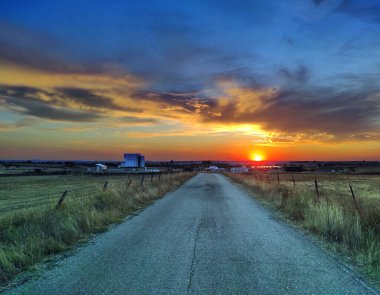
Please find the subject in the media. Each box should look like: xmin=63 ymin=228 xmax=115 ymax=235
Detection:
xmin=186 ymin=221 xmax=203 ymax=293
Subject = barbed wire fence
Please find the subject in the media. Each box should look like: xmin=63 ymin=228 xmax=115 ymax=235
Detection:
xmin=228 ymin=171 xmax=377 ymax=215
xmin=0 ymin=171 xmax=185 ymax=219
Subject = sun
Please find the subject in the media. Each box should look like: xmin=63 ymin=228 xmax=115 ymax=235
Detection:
xmin=250 ymin=153 xmax=265 ymax=162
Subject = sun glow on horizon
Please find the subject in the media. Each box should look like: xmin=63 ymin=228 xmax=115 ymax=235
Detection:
xmin=250 ymin=153 xmax=265 ymax=162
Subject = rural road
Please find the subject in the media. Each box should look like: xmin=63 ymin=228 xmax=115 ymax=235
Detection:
xmin=5 ymin=173 xmax=378 ymax=294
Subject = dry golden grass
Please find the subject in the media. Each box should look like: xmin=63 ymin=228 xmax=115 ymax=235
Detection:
xmin=227 ymin=172 xmax=380 ymax=284
xmin=0 ymin=172 xmax=195 ymax=286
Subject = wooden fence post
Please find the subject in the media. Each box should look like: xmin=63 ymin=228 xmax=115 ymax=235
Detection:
xmin=103 ymin=180 xmax=108 ymax=191
xmin=277 ymin=173 xmax=280 ymax=184
xmin=314 ymin=174 xmax=320 ymax=202
xmin=127 ymin=179 xmax=132 ymax=187
xmin=56 ymin=190 xmax=68 ymax=209
xmin=141 ymin=174 xmax=145 ymax=185
xmin=150 ymin=173 xmax=154 ymax=183
xmin=347 ymin=176 xmax=360 ymax=213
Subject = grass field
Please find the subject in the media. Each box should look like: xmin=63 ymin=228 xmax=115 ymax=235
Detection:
xmin=228 ymin=172 xmax=380 ymax=285
xmin=0 ymin=172 xmax=195 ymax=286
xmin=256 ymin=172 xmax=380 ymax=211
xmin=0 ymin=174 xmax=146 ymax=218
xmin=0 ymin=164 xmax=69 ymax=175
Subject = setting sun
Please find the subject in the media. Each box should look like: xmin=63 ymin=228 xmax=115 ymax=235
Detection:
xmin=250 ymin=153 xmax=265 ymax=162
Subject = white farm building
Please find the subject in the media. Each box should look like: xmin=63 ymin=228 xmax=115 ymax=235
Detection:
xmin=95 ymin=163 xmax=108 ymax=172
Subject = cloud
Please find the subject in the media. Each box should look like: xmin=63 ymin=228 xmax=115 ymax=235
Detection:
xmin=17 ymin=101 xmax=101 ymax=122
xmin=129 ymin=76 xmax=380 ymax=142
xmin=0 ymin=20 xmax=85 ymax=74
xmin=202 ymin=83 xmax=380 ymax=139
xmin=1 ymin=16 xmax=379 ymax=146
xmin=336 ymin=0 xmax=380 ymax=22
xmin=55 ymin=88 xmax=141 ymax=112
xmin=313 ymin=0 xmax=327 ymax=5
xmin=282 ymin=36 xmax=295 ymax=47
xmin=277 ymin=64 xmax=310 ymax=84
xmin=0 ymin=86 xmax=102 ymax=122
xmin=0 ymin=20 xmax=129 ymax=76
xmin=118 ymin=116 xmax=159 ymax=124
xmin=132 ymin=91 xmax=217 ymax=115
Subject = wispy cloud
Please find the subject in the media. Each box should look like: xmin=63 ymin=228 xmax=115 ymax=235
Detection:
xmin=336 ymin=0 xmax=380 ymax=23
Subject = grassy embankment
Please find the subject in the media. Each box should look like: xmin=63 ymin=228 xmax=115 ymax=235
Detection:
xmin=227 ymin=172 xmax=380 ymax=283
xmin=0 ymin=172 xmax=195 ymax=285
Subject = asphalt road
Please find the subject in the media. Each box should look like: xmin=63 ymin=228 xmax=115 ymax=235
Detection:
xmin=5 ymin=173 xmax=378 ymax=294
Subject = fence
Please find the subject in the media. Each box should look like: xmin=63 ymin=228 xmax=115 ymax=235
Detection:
xmin=229 ymin=171 xmax=380 ymax=214
xmin=0 ymin=171 xmax=183 ymax=218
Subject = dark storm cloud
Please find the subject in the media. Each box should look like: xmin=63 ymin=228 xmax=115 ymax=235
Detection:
xmin=336 ymin=0 xmax=380 ymax=22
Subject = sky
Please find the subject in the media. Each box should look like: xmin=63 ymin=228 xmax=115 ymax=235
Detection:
xmin=0 ymin=0 xmax=380 ymax=161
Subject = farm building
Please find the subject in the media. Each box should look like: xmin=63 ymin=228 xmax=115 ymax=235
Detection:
xmin=206 ymin=166 xmax=220 ymax=172
xmin=119 ymin=153 xmax=145 ymax=168
xmin=95 ymin=163 xmax=108 ymax=172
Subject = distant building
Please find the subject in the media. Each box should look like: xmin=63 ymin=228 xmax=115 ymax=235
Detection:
xmin=231 ymin=166 xmax=249 ymax=173
xmin=119 ymin=153 xmax=145 ymax=168
xmin=206 ymin=166 xmax=219 ymax=172
xmin=96 ymin=163 xmax=108 ymax=172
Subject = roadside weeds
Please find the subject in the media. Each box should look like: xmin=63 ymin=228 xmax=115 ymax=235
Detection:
xmin=0 ymin=172 xmax=196 ymax=287
xmin=226 ymin=173 xmax=380 ymax=287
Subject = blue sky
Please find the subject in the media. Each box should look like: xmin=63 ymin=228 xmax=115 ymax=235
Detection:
xmin=0 ymin=0 xmax=380 ymax=160
xmin=3 ymin=0 xmax=380 ymax=90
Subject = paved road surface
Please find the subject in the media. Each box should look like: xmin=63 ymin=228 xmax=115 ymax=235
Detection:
xmin=5 ymin=173 xmax=378 ymax=294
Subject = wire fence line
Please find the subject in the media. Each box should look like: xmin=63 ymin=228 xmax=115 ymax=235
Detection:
xmin=0 ymin=172 xmax=180 ymax=217
xmin=228 ymin=171 xmax=380 ymax=214
xmin=232 ymin=171 xmax=380 ymax=200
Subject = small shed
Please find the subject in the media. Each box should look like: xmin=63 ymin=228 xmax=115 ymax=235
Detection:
xmin=96 ymin=163 xmax=108 ymax=172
